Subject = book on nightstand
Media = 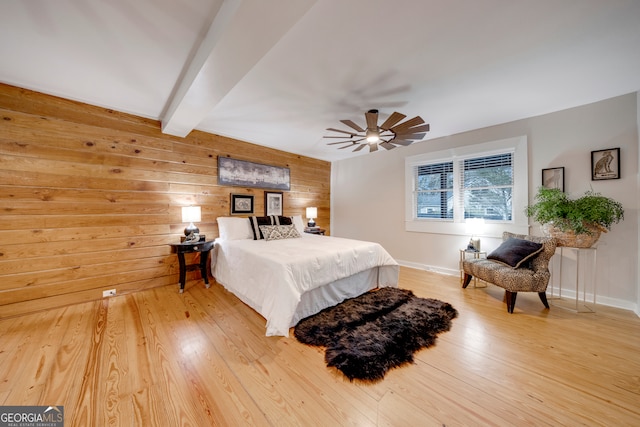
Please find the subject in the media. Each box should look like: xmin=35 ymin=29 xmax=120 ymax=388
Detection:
xmin=180 ymin=234 xmax=206 ymax=243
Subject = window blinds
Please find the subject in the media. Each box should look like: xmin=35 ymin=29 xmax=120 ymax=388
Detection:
xmin=415 ymin=162 xmax=453 ymax=219
xmin=460 ymin=152 xmax=513 ymax=220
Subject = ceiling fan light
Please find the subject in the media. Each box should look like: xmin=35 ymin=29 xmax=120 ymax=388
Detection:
xmin=365 ymin=129 xmax=380 ymax=143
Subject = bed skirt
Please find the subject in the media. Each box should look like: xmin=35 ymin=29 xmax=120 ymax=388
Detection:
xmin=289 ymin=267 xmax=396 ymax=327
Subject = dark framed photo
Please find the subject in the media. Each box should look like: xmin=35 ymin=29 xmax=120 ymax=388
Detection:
xmin=542 ymin=167 xmax=564 ymax=192
xmin=230 ymin=194 xmax=254 ymax=215
xmin=264 ymin=191 xmax=283 ymax=216
xmin=591 ymin=148 xmax=620 ymax=180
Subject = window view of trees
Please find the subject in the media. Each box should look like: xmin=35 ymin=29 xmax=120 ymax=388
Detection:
xmin=414 ymin=153 xmax=513 ymax=221
xmin=463 ymin=154 xmax=513 ymax=220
xmin=416 ymin=162 xmax=453 ymax=219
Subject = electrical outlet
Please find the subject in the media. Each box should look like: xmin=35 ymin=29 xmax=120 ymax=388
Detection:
xmin=103 ymin=289 xmax=116 ymax=298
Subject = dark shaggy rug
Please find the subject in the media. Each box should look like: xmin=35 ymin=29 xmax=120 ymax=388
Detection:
xmin=294 ymin=287 xmax=458 ymax=382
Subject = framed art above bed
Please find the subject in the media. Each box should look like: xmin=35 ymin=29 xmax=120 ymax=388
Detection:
xmin=218 ymin=157 xmax=291 ymax=190
xmin=264 ymin=191 xmax=283 ymax=216
xmin=230 ymin=194 xmax=254 ymax=215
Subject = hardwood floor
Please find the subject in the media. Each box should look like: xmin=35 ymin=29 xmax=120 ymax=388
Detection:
xmin=1 ymin=266 xmax=639 ymax=426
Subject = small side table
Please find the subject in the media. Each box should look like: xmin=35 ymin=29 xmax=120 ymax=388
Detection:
xmin=169 ymin=241 xmax=214 ymax=293
xmin=459 ymin=249 xmax=487 ymax=287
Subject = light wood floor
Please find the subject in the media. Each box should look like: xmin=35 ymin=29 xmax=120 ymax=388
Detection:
xmin=1 ymin=267 xmax=639 ymax=426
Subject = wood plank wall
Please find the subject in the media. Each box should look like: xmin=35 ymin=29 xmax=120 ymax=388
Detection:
xmin=0 ymin=84 xmax=331 ymax=318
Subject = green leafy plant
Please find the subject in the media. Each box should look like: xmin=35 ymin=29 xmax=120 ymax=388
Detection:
xmin=525 ymin=187 xmax=624 ymax=235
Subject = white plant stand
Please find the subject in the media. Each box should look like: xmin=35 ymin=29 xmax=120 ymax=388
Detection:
xmin=548 ymin=246 xmax=597 ymax=313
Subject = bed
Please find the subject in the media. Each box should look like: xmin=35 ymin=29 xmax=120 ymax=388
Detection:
xmin=211 ymin=216 xmax=399 ymax=337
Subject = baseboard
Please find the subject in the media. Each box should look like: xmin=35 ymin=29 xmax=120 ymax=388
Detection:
xmin=396 ymin=260 xmax=458 ymax=277
xmin=547 ymin=288 xmax=638 ymax=312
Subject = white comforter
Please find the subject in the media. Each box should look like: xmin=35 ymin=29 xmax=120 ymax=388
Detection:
xmin=212 ymin=234 xmax=399 ymax=336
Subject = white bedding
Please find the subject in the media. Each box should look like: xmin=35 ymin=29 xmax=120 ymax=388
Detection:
xmin=212 ymin=234 xmax=399 ymax=336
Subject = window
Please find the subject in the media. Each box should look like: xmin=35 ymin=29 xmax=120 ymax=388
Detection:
xmin=414 ymin=153 xmax=514 ymax=221
xmin=460 ymin=153 xmax=513 ymax=221
xmin=405 ymin=136 xmax=528 ymax=236
xmin=415 ymin=162 xmax=453 ymax=219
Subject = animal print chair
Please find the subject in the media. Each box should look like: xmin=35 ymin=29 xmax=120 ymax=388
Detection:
xmin=462 ymin=232 xmax=558 ymax=313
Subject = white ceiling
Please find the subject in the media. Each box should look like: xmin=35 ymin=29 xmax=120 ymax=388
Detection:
xmin=2 ymin=0 xmax=640 ymax=162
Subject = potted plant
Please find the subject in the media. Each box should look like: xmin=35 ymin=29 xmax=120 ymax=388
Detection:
xmin=525 ymin=187 xmax=624 ymax=247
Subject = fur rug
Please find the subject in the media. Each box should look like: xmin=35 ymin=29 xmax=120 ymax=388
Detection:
xmin=294 ymin=287 xmax=458 ymax=381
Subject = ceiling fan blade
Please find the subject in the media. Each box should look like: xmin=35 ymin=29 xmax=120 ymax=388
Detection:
xmin=395 ymin=124 xmax=430 ymax=135
xmin=380 ymin=112 xmax=406 ymax=130
xmin=380 ymin=142 xmax=396 ymax=150
xmin=393 ymin=132 xmax=426 ymax=141
xmin=369 ymin=143 xmax=378 ymax=152
xmin=340 ymin=119 xmax=365 ymax=133
xmin=338 ymin=143 xmax=357 ymax=149
xmin=353 ymin=144 xmax=367 ymax=152
xmin=323 ymin=135 xmax=354 ymax=138
xmin=327 ymin=137 xmax=365 ymax=145
xmin=390 ymin=116 xmax=425 ymax=133
xmin=365 ymin=110 xmax=378 ymax=130
xmin=326 ymin=127 xmax=356 ymax=136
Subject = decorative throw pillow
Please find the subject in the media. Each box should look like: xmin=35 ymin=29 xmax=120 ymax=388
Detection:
xmin=267 ymin=215 xmax=293 ymax=225
xmin=249 ymin=216 xmax=273 ymax=240
xmin=275 ymin=215 xmax=293 ymax=225
xmin=259 ymin=224 xmax=301 ymax=241
xmin=488 ymin=237 xmax=544 ymax=268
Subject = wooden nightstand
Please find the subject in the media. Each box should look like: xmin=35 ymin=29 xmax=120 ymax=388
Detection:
xmin=169 ymin=240 xmax=214 ymax=293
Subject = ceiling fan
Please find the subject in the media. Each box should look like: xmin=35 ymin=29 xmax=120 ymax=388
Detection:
xmin=324 ymin=109 xmax=429 ymax=153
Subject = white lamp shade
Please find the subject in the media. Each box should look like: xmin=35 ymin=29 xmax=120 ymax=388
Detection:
xmin=465 ymin=218 xmax=485 ymax=235
xmin=306 ymin=207 xmax=317 ymax=219
xmin=182 ymin=206 xmax=201 ymax=223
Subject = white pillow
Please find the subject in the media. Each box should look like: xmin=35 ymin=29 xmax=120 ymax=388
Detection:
xmin=217 ymin=217 xmax=253 ymax=241
xmin=291 ymin=215 xmax=305 ymax=234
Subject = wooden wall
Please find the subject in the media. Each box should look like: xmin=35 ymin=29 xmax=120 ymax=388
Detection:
xmin=0 ymin=84 xmax=331 ymax=318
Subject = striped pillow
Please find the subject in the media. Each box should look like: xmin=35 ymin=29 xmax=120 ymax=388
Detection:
xmin=249 ymin=216 xmax=273 ymax=240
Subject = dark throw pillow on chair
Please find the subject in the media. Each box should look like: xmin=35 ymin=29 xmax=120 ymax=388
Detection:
xmin=487 ymin=237 xmax=544 ymax=268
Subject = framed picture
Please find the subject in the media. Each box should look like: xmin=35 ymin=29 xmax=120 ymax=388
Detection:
xmin=264 ymin=191 xmax=283 ymax=216
xmin=542 ymin=167 xmax=564 ymax=192
xmin=591 ymin=148 xmax=620 ymax=180
xmin=218 ymin=157 xmax=290 ymax=190
xmin=230 ymin=194 xmax=254 ymax=215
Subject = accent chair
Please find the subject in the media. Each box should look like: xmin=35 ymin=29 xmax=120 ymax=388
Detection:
xmin=462 ymin=232 xmax=558 ymax=313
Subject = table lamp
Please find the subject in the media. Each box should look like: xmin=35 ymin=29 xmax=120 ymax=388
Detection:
xmin=182 ymin=206 xmax=201 ymax=238
xmin=306 ymin=207 xmax=317 ymax=228
xmin=465 ymin=218 xmax=485 ymax=251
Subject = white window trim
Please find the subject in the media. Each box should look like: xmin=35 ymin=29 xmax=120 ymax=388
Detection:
xmin=405 ymin=135 xmax=529 ymax=238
